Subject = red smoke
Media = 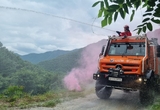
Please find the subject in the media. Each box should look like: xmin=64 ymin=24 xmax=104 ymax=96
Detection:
xmin=63 ymin=39 xmax=106 ymax=91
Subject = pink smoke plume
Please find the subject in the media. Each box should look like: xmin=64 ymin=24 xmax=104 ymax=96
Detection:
xmin=63 ymin=39 xmax=106 ymax=91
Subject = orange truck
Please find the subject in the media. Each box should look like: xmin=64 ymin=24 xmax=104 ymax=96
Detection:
xmin=93 ymin=35 xmax=160 ymax=105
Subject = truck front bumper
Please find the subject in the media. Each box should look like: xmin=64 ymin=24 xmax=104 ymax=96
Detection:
xmin=93 ymin=72 xmax=144 ymax=90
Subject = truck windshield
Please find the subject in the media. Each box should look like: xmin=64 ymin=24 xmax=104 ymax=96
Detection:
xmin=108 ymin=43 xmax=145 ymax=56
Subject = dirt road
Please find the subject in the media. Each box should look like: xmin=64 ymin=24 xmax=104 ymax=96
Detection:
xmin=21 ymin=83 xmax=150 ymax=110
xmin=53 ymin=89 xmax=147 ymax=110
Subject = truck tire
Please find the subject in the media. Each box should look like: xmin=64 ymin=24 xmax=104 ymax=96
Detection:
xmin=95 ymin=80 xmax=112 ymax=99
xmin=139 ymin=77 xmax=155 ymax=105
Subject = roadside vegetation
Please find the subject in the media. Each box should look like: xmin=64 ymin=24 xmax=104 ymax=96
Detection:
xmin=0 ymin=86 xmax=86 ymax=109
xmin=0 ymin=42 xmax=87 ymax=109
xmin=148 ymin=93 xmax=160 ymax=110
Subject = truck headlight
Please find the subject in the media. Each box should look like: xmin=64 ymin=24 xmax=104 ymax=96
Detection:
xmin=138 ymin=78 xmax=142 ymax=82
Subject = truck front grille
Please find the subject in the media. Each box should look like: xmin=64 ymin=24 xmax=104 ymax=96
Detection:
xmin=101 ymin=63 xmax=140 ymax=74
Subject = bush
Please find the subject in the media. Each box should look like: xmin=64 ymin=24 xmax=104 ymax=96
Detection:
xmin=151 ymin=104 xmax=160 ymax=110
xmin=2 ymin=86 xmax=25 ymax=102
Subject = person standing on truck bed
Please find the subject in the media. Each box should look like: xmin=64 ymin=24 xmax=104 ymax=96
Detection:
xmin=116 ymin=25 xmax=132 ymax=37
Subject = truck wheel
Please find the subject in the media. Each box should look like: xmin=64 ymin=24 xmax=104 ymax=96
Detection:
xmin=95 ymin=80 xmax=112 ymax=99
xmin=139 ymin=78 xmax=155 ymax=105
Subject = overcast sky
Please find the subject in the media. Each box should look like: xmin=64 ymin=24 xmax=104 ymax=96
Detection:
xmin=0 ymin=0 xmax=159 ymax=55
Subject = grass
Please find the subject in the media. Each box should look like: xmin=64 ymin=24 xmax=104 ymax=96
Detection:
xmin=2 ymin=85 xmax=160 ymax=110
xmin=146 ymin=92 xmax=160 ymax=110
xmin=150 ymin=104 xmax=160 ymax=110
xmin=42 ymin=99 xmax=61 ymax=107
xmin=0 ymin=89 xmax=86 ymax=109
xmin=148 ymin=96 xmax=160 ymax=110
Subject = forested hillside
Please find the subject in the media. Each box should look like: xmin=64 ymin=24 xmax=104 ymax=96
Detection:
xmin=37 ymin=39 xmax=107 ymax=73
xmin=0 ymin=42 xmax=63 ymax=95
xmin=20 ymin=50 xmax=70 ymax=64
xmin=37 ymin=49 xmax=83 ymax=73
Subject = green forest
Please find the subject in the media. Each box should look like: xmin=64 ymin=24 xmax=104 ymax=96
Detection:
xmin=0 ymin=42 xmax=69 ymax=108
xmin=0 ymin=43 xmax=64 ymax=94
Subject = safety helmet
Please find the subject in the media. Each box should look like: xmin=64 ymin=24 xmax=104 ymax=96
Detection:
xmin=124 ymin=25 xmax=129 ymax=28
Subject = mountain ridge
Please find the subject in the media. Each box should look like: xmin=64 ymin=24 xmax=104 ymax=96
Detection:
xmin=20 ymin=49 xmax=70 ymax=64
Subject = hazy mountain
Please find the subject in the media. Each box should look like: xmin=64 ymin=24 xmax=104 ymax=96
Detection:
xmin=20 ymin=50 xmax=70 ymax=64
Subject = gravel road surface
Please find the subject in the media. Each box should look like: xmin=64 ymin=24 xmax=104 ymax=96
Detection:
xmin=19 ymin=84 xmax=151 ymax=110
xmin=52 ymin=90 xmax=147 ymax=110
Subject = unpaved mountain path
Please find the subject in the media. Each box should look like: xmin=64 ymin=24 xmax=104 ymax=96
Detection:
xmin=51 ymin=89 xmax=148 ymax=110
xmin=22 ymin=90 xmax=149 ymax=110
xmin=21 ymin=84 xmax=150 ymax=110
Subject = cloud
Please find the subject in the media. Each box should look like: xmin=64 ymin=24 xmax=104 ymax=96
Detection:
xmin=0 ymin=0 xmax=106 ymax=55
xmin=0 ymin=0 xmax=159 ymax=55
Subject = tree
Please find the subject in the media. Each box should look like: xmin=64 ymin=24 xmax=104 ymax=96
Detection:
xmin=12 ymin=69 xmax=38 ymax=94
xmin=92 ymin=0 xmax=160 ymax=34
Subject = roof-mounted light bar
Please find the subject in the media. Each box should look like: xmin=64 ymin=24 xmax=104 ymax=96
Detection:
xmin=108 ymin=34 xmax=147 ymax=40
xmin=108 ymin=36 xmax=117 ymax=41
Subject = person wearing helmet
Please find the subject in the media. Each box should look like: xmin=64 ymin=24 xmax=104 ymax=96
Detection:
xmin=116 ymin=25 xmax=132 ymax=37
